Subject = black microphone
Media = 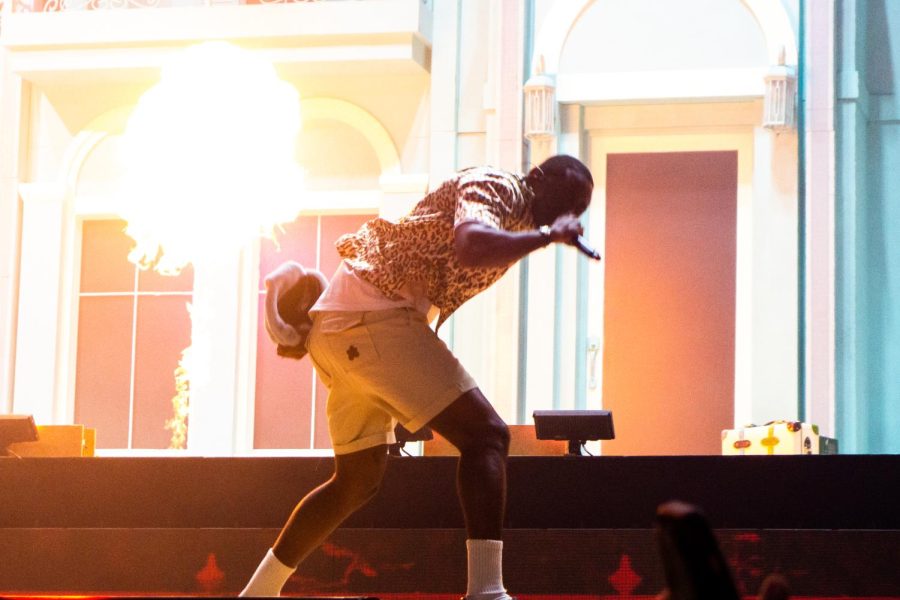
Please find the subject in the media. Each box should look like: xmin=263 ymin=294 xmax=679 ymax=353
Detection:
xmin=573 ymin=235 xmax=602 ymax=261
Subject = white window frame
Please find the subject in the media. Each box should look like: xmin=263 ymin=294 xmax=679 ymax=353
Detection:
xmin=66 ymin=197 xmax=383 ymax=458
xmin=242 ymin=204 xmax=380 ymax=457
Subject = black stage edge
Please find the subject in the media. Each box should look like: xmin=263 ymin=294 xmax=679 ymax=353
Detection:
xmin=1 ymin=455 xmax=898 ymax=529
xmin=1 ymin=455 xmax=899 ymax=598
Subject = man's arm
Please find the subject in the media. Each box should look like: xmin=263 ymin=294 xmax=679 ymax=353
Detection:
xmin=454 ymin=214 xmax=583 ymax=269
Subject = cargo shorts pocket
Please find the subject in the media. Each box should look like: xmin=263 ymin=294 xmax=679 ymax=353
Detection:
xmin=321 ymin=318 xmax=380 ymax=374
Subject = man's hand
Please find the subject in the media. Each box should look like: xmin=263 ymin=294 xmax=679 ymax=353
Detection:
xmin=546 ymin=213 xmax=584 ymax=244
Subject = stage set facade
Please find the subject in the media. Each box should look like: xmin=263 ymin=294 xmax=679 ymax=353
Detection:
xmin=1 ymin=0 xmax=899 ymax=598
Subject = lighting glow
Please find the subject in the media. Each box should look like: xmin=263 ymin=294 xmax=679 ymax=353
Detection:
xmin=119 ymin=41 xmax=305 ymax=275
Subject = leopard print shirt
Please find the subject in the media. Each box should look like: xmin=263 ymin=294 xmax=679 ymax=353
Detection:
xmin=335 ymin=166 xmax=536 ymax=330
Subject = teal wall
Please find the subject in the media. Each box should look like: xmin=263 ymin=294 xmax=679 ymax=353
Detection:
xmin=836 ymin=0 xmax=900 ymax=453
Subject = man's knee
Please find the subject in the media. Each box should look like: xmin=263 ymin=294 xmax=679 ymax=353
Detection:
xmin=459 ymin=416 xmax=510 ymax=457
xmin=429 ymin=388 xmax=511 ymax=457
xmin=333 ymin=446 xmax=388 ymax=509
xmin=487 ymin=417 xmax=511 ymax=456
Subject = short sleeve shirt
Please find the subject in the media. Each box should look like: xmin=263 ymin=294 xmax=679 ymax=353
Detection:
xmin=335 ymin=166 xmax=535 ymax=330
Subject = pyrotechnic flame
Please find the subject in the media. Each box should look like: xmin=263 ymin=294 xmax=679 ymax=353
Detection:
xmin=117 ymin=42 xmax=306 ymax=449
xmin=164 ymin=344 xmax=192 ymax=450
xmin=119 ymin=41 xmax=304 ymax=275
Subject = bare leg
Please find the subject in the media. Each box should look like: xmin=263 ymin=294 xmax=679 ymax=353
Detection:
xmin=272 ymin=444 xmax=388 ymax=567
xmin=428 ymin=388 xmax=511 ymax=600
xmin=428 ymin=388 xmax=510 ymax=540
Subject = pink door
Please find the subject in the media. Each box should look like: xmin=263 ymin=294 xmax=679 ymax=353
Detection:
xmin=602 ymin=151 xmax=737 ymax=455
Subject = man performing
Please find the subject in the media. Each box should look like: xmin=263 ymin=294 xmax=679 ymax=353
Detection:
xmin=241 ymin=154 xmax=594 ymax=599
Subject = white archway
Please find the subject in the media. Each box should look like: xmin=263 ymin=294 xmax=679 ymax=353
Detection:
xmin=741 ymin=0 xmax=798 ymax=64
xmin=60 ymin=105 xmax=132 ymax=191
xmin=531 ymin=0 xmax=797 ymax=75
xmin=61 ymin=98 xmax=405 ymax=193
xmin=300 ymin=97 xmax=402 ymax=177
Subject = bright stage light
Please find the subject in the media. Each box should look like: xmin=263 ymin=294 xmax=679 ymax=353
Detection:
xmin=119 ymin=41 xmax=305 ymax=275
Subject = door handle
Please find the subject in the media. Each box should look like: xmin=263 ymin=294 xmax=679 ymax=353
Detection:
xmin=587 ymin=338 xmax=600 ymax=390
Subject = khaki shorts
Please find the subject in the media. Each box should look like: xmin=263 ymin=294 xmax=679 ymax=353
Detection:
xmin=307 ymin=308 xmax=477 ymax=455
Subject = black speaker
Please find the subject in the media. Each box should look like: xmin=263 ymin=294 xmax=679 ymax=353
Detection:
xmin=0 ymin=415 xmax=38 ymax=457
xmin=533 ymin=410 xmax=614 ymax=455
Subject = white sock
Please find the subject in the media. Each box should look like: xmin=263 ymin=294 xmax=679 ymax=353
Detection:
xmin=239 ymin=548 xmax=296 ymax=597
xmin=466 ymin=539 xmax=511 ymax=600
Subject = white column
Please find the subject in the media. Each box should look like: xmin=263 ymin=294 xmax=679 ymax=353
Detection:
xmin=483 ymin=0 xmax=526 ymax=418
xmin=429 ymin=0 xmax=461 ymax=349
xmin=806 ymin=0 xmax=837 ymax=436
xmin=452 ymin=0 xmax=498 ymax=408
xmin=233 ymin=245 xmax=261 ymax=454
xmin=429 ymin=0 xmax=460 ymax=187
xmin=12 ymin=183 xmax=70 ymax=424
xmin=556 ymin=104 xmax=585 ymax=410
xmin=750 ymin=125 xmax=799 ymax=424
xmin=521 ymin=101 xmax=557 ymax=417
xmin=0 ymin=50 xmax=23 ymax=414
xmin=495 ymin=0 xmax=525 ymax=172
xmin=522 ymin=136 xmax=556 ymax=414
xmin=733 ymin=134 xmax=755 ymax=427
xmin=186 ymin=250 xmax=245 ymax=456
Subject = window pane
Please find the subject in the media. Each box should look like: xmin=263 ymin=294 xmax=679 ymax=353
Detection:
xmin=259 ymin=216 xmax=318 ymax=286
xmin=79 ymin=219 xmax=135 ymax=293
xmin=132 ymin=295 xmax=192 ymax=449
xmin=254 ymin=294 xmax=314 ymax=449
xmin=74 ymin=295 xmax=134 ymax=449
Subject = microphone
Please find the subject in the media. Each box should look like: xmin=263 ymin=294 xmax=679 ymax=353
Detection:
xmin=573 ymin=235 xmax=602 ymax=261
